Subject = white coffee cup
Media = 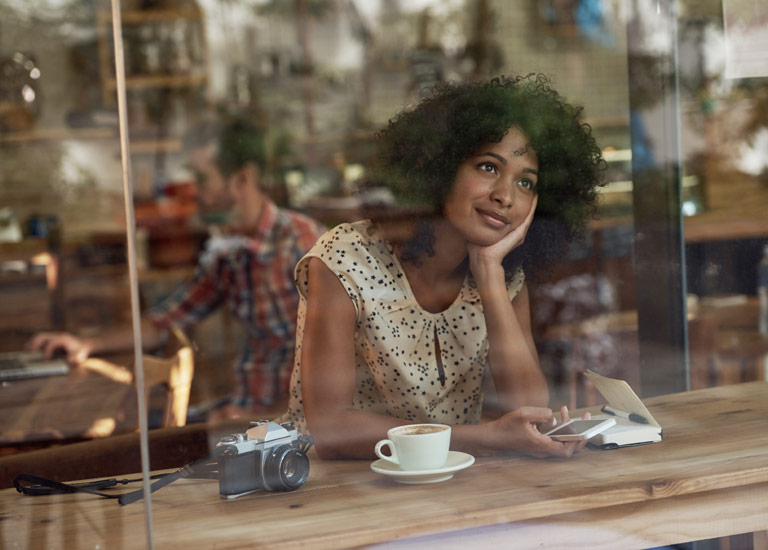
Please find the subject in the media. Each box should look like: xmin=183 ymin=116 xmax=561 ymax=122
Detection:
xmin=374 ymin=423 xmax=451 ymax=471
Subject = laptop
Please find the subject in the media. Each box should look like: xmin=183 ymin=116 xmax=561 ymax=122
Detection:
xmin=0 ymin=351 xmax=70 ymax=381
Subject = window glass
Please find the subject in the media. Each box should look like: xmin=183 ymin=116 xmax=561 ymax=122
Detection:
xmin=2 ymin=1 xmax=767 ymax=548
xmin=0 ymin=0 xmax=143 ymax=484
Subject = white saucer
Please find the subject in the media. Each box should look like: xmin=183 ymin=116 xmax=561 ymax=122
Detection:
xmin=370 ymin=451 xmax=475 ymax=484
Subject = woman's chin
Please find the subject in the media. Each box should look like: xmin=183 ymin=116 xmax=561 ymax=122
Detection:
xmin=466 ymin=238 xmax=505 ymax=250
xmin=467 ymin=228 xmax=513 ymax=247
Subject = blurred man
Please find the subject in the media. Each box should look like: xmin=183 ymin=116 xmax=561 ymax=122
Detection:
xmin=30 ymin=116 xmax=325 ymax=419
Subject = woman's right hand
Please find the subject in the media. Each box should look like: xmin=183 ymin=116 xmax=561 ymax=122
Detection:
xmin=485 ymin=405 xmax=587 ymax=458
xmin=26 ymin=332 xmax=93 ymax=365
xmin=467 ymin=194 xmax=538 ymax=278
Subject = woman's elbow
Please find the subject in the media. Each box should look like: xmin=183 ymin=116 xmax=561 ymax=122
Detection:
xmin=313 ymin=439 xmax=344 ymax=460
xmin=311 ymin=432 xmax=359 ymax=460
xmin=306 ymin=418 xmax=348 ymax=459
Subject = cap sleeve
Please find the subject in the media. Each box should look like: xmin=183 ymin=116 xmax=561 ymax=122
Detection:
xmin=294 ymin=223 xmax=370 ymax=321
xmin=507 ymin=266 xmax=525 ymax=300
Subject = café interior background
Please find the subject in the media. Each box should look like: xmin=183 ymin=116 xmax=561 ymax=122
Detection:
xmin=1 ymin=0 xmax=768 ymax=431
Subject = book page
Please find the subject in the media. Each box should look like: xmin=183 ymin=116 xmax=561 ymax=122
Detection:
xmin=583 ymin=370 xmax=661 ymax=428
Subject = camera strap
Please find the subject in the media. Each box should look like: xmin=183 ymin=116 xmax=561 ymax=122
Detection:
xmin=117 ymin=456 xmax=217 ymax=505
xmin=13 ymin=454 xmax=218 ymax=506
xmin=297 ymin=433 xmax=315 ymax=454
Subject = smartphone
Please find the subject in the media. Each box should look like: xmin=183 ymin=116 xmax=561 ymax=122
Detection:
xmin=544 ymin=418 xmax=616 ymax=441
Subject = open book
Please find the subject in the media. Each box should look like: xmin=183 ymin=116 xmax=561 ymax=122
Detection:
xmin=583 ymin=369 xmax=663 ymax=449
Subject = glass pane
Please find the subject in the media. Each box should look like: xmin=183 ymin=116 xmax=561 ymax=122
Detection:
xmin=0 ymin=0 xmax=151 ymax=538
xmin=5 ymin=1 xmax=767 ymax=548
xmin=680 ymin=0 xmax=768 ymax=395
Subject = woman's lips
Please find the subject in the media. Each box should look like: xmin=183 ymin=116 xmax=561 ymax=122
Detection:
xmin=476 ymin=208 xmax=510 ymax=228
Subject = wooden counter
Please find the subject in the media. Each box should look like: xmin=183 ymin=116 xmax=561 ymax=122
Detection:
xmin=591 ymin=211 xmax=768 ymax=244
xmin=1 ymin=382 xmax=767 ymax=549
xmin=683 ymin=211 xmax=768 ymax=243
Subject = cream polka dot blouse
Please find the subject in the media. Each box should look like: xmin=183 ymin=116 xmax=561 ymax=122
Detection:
xmin=279 ymin=220 xmax=525 ymax=433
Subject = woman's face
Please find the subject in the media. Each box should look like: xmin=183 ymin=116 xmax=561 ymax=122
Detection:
xmin=442 ymin=127 xmax=539 ymax=247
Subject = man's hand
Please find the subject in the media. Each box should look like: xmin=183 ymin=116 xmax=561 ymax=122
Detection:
xmin=26 ymin=332 xmax=93 ymax=365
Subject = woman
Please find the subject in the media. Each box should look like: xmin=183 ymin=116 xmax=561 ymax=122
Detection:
xmin=280 ymin=74 xmax=605 ymax=459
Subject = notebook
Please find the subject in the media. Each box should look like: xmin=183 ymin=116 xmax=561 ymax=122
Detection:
xmin=583 ymin=369 xmax=663 ymax=449
xmin=0 ymin=351 xmax=70 ymax=381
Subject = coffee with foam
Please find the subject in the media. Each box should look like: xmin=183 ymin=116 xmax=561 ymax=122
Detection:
xmin=375 ymin=423 xmax=451 ymax=471
xmin=393 ymin=425 xmax=449 ymax=436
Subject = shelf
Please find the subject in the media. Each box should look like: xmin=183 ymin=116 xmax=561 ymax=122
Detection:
xmin=130 ymin=138 xmax=182 ymax=155
xmin=0 ymin=270 xmax=47 ymax=285
xmin=0 ymin=128 xmax=182 ymax=156
xmin=103 ymin=72 xmax=207 ymax=91
xmin=0 ymin=127 xmax=115 ymax=144
xmin=95 ymin=4 xmax=209 ymax=160
xmin=589 ymin=211 xmax=768 ymax=244
xmin=98 ymin=8 xmax=204 ymax=25
xmin=0 ymin=240 xmax=49 ymax=263
xmin=684 ymin=212 xmax=768 ymax=243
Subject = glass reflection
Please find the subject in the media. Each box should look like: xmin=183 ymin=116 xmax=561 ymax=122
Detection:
xmin=1 ymin=1 xmax=767 ymax=548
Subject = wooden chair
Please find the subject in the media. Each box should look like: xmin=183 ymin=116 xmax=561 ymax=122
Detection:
xmin=0 ymin=329 xmax=205 ymax=488
xmin=687 ymin=312 xmax=720 ymax=390
xmin=698 ymin=297 xmax=768 ymax=386
xmin=72 ymin=328 xmax=194 ymax=430
xmin=142 ymin=328 xmax=195 ymax=428
xmin=0 ymin=236 xmax=64 ymax=333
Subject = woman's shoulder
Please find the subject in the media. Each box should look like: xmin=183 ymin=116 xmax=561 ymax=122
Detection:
xmin=296 ymin=220 xmax=397 ymax=314
xmin=299 ymin=220 xmax=391 ymax=275
xmin=311 ymin=220 xmax=385 ymax=254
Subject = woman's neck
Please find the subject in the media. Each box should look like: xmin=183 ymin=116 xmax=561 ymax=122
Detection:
xmin=397 ymin=220 xmax=468 ymax=313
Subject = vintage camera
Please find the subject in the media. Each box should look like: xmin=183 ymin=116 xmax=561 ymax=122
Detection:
xmin=215 ymin=420 xmax=314 ymax=499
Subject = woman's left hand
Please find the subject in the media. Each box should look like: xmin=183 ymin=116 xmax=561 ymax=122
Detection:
xmin=483 ymin=403 xmax=590 ymax=459
xmin=468 ymin=195 xmax=537 ymax=274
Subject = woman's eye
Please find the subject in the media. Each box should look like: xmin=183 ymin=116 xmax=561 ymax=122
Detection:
xmin=478 ymin=162 xmax=497 ymax=174
xmin=518 ymin=178 xmax=536 ymax=190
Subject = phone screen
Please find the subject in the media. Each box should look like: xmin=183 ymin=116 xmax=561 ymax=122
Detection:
xmin=547 ymin=419 xmax=607 ymax=437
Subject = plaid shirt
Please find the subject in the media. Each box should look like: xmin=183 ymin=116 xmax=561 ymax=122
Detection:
xmin=148 ymin=200 xmax=325 ymax=408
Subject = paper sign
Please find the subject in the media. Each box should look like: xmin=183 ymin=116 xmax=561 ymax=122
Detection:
xmin=722 ymin=0 xmax=768 ymax=79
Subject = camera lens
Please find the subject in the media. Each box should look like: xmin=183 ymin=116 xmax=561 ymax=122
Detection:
xmin=263 ymin=445 xmax=309 ymax=491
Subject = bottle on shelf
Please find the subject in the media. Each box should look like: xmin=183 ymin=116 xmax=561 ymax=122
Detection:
xmin=759 ymin=242 xmax=768 ymax=336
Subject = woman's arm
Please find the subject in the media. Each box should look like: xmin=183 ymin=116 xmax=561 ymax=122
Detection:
xmin=483 ymin=280 xmax=549 ymax=410
xmin=467 ymin=196 xmax=548 ymax=411
xmin=300 ymin=257 xmax=579 ymax=459
xmin=300 ymin=257 xmax=405 ymax=459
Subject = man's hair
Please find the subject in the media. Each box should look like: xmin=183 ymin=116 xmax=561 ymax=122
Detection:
xmin=184 ymin=116 xmax=267 ymax=179
xmin=367 ymin=73 xmax=606 ymax=281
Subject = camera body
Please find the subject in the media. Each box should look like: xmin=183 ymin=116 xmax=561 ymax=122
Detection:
xmin=215 ymin=420 xmax=313 ymax=499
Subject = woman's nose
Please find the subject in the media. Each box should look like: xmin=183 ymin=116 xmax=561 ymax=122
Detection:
xmin=490 ymin=181 xmax=515 ymax=208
